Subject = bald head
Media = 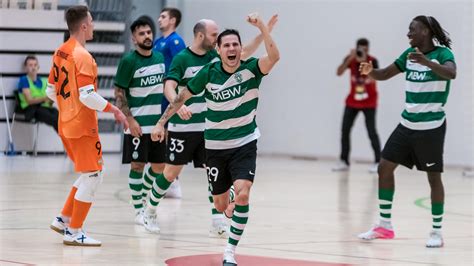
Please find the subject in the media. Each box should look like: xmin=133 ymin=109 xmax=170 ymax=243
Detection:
xmin=193 ymin=19 xmax=219 ymax=51
xmin=193 ymin=19 xmax=217 ymax=37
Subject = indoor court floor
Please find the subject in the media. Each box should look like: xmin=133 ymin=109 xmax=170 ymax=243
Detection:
xmin=0 ymin=154 xmax=472 ymax=265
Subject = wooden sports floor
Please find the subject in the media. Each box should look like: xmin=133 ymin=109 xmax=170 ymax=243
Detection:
xmin=0 ymin=154 xmax=472 ymax=265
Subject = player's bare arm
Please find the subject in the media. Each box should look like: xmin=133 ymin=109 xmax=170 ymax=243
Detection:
xmin=359 ymin=62 xmax=400 ymax=81
xmin=248 ymin=14 xmax=280 ymax=74
xmin=114 ymin=87 xmax=132 ymax=117
xmin=241 ymin=13 xmax=278 ymax=60
xmin=151 ymin=88 xmax=193 ymax=142
xmin=164 ymin=80 xmax=192 ymax=120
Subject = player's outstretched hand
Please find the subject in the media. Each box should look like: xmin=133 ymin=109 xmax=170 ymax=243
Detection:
xmin=177 ymin=105 xmax=193 ymax=120
xmin=359 ymin=61 xmax=373 ymax=75
xmin=151 ymin=123 xmax=166 ymax=142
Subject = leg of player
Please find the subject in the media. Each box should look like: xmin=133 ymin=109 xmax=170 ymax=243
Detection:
xmin=50 ymin=177 xmax=82 ymax=234
xmin=129 ymin=162 xmax=145 ymax=225
xmin=142 ymin=163 xmax=176 ymax=233
xmin=62 ymin=171 xmax=103 ymax=246
xmin=209 ymin=185 xmax=235 ymax=239
xmin=141 ymin=164 xmax=160 ymax=201
xmin=358 ymin=159 xmax=397 ymax=240
xmin=223 ymin=180 xmax=252 ymax=266
xmin=426 ymin=172 xmax=445 ymax=248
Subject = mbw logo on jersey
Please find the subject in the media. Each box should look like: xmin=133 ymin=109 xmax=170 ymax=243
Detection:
xmin=141 ymin=74 xmax=164 ymax=86
xmin=406 ymin=71 xmax=433 ymax=81
xmin=211 ymin=85 xmax=244 ymax=101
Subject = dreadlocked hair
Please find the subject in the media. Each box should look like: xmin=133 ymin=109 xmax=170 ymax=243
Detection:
xmin=414 ymin=15 xmax=452 ymax=49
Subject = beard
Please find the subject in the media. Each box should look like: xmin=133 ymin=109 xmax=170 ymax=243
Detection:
xmin=201 ymin=39 xmax=215 ymax=51
xmin=138 ymin=39 xmax=153 ymax=50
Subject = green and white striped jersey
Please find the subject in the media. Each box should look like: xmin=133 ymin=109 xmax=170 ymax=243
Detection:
xmin=114 ymin=51 xmax=165 ymax=134
xmin=187 ymin=57 xmax=265 ymax=150
xmin=166 ymin=48 xmax=219 ymax=132
xmin=394 ymin=46 xmax=455 ymax=130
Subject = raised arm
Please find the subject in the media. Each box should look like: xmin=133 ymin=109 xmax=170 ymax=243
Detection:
xmin=247 ymin=14 xmax=280 ymax=74
xmin=336 ymin=51 xmax=356 ymax=76
xmin=151 ymin=88 xmax=193 ymax=142
xmin=241 ymin=14 xmax=278 ymax=60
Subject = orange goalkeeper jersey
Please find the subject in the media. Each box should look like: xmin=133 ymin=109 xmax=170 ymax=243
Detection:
xmin=48 ymin=37 xmax=99 ymax=138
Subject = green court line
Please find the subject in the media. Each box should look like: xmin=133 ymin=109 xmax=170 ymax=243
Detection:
xmin=414 ymin=196 xmax=431 ymax=210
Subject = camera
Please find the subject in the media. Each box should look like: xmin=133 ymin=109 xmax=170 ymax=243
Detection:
xmin=356 ymin=49 xmax=364 ymax=57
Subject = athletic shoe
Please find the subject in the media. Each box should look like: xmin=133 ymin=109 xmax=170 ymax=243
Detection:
xmin=332 ymin=160 xmax=349 ymax=171
xmin=134 ymin=208 xmax=144 ymax=225
xmin=210 ymin=217 xmax=228 ymax=238
xmin=369 ymin=163 xmax=379 ymax=173
xmin=358 ymin=224 xmax=395 ymax=240
xmin=143 ymin=211 xmax=160 ymax=233
xmin=426 ymin=230 xmax=444 ymax=248
xmin=223 ymin=251 xmax=237 ymax=266
xmin=63 ymin=228 xmax=101 ymax=246
xmin=50 ymin=216 xmax=68 ymax=235
xmin=165 ymin=179 xmax=182 ymax=198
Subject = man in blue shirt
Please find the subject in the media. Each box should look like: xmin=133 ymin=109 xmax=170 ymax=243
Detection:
xmin=153 ymin=7 xmax=186 ymax=71
xmin=17 ymin=55 xmax=58 ymax=132
xmin=152 ymin=7 xmax=186 ymax=198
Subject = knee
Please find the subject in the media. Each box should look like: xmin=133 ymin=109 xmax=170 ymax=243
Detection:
xmin=377 ymin=161 xmax=392 ymax=178
xmin=131 ymin=162 xmax=146 ymax=172
xmin=150 ymin=163 xmax=165 ymax=174
xmin=235 ymin=189 xmax=250 ymax=205
xmin=163 ymin=166 xmax=180 ymax=182
xmin=75 ymin=171 xmax=103 ymax=202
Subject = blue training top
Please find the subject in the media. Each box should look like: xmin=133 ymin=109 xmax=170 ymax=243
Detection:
xmin=153 ymin=31 xmax=186 ymax=73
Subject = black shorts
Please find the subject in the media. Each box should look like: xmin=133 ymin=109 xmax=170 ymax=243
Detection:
xmin=122 ymin=134 xmax=166 ymax=164
xmin=382 ymin=121 xmax=446 ymax=172
xmin=206 ymin=140 xmax=257 ymax=195
xmin=166 ymin=131 xmax=205 ymax=168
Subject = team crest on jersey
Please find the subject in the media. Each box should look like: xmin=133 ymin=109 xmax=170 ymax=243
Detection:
xmin=234 ymin=73 xmax=243 ymax=83
xmin=174 ymin=39 xmax=180 ymax=45
xmin=132 ymin=151 xmax=139 ymax=160
xmin=169 ymin=153 xmax=175 ymax=161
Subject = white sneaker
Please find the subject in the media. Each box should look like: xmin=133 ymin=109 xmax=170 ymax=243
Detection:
xmin=134 ymin=209 xmax=144 ymax=225
xmin=223 ymin=251 xmax=237 ymax=266
xmin=143 ymin=211 xmax=160 ymax=233
xmin=426 ymin=230 xmax=444 ymax=248
xmin=332 ymin=161 xmax=349 ymax=171
xmin=63 ymin=228 xmax=101 ymax=246
xmin=368 ymin=163 xmax=379 ymax=173
xmin=50 ymin=216 xmax=68 ymax=235
xmin=210 ymin=217 xmax=228 ymax=238
xmin=165 ymin=179 xmax=182 ymax=198
xmin=358 ymin=223 xmax=395 ymax=240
